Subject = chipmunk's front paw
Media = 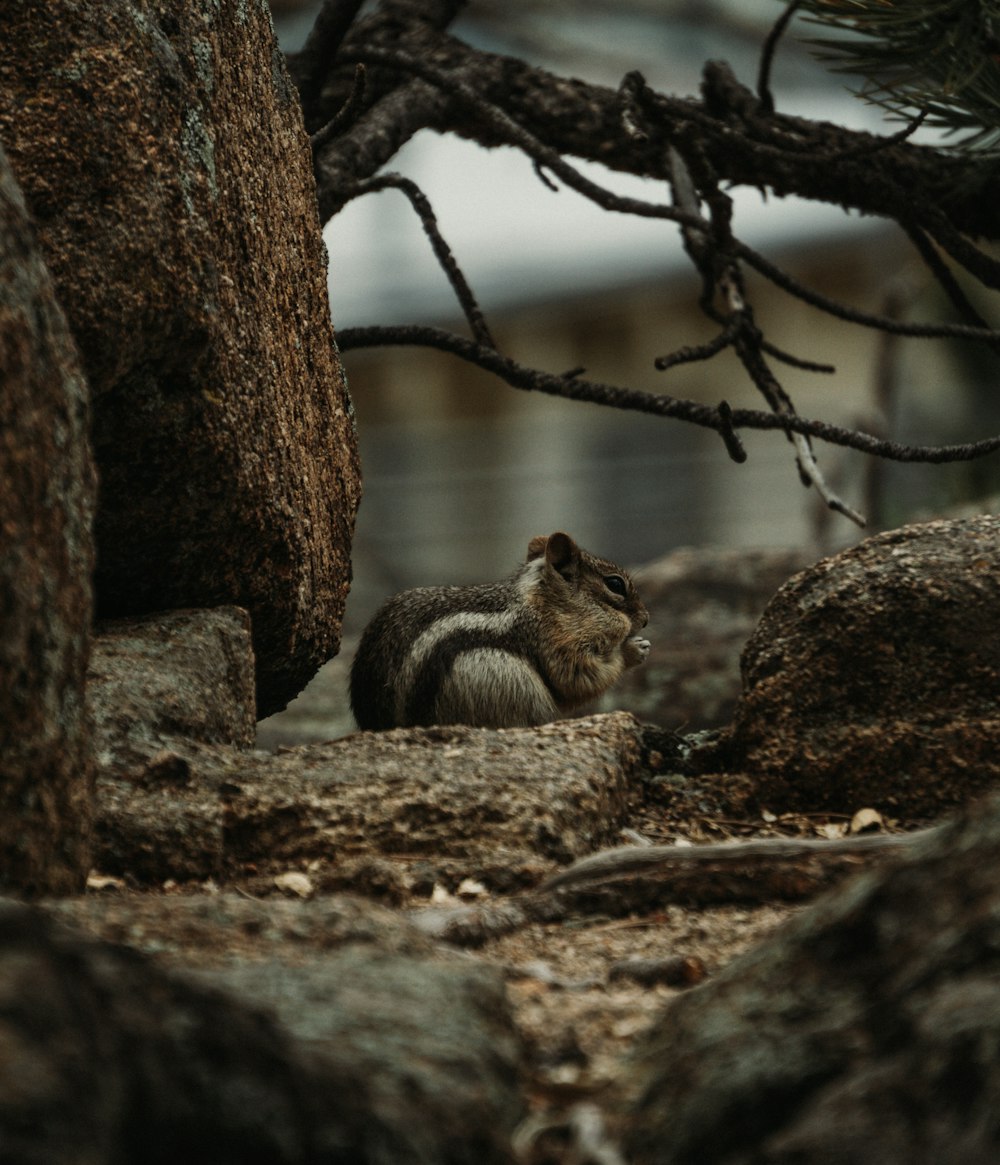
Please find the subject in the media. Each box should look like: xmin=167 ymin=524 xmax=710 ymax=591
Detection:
xmin=624 ymin=635 xmax=651 ymax=666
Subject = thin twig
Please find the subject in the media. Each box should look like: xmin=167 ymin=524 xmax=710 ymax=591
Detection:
xmin=815 ymin=109 xmax=928 ymax=162
xmin=757 ymin=0 xmax=805 ymax=115
xmin=310 ymin=63 xmax=367 ymax=153
xmin=903 ymin=220 xmax=1000 ymax=350
xmin=531 ymin=159 xmax=560 ymax=192
xmin=342 ymin=173 xmax=496 ymax=348
xmin=666 ymin=143 xmax=863 ymax=520
xmin=730 ymin=285 xmax=865 ymax=523
xmin=738 ymin=240 xmax=1000 ymax=344
xmin=654 ymin=326 xmax=737 ymax=371
xmin=922 ymin=210 xmax=1000 ymax=292
xmin=288 ymin=0 xmax=367 ymax=125
xmin=793 ymin=432 xmax=867 ymax=526
xmin=716 ymin=400 xmax=748 ymax=463
xmin=761 ymin=341 xmax=835 ymax=373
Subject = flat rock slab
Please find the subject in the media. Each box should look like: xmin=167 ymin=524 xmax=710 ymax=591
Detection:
xmin=96 ymin=713 xmax=646 ymax=891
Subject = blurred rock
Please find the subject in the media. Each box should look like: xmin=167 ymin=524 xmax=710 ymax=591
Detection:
xmin=4 ymin=897 xmax=523 ymax=1165
xmin=626 ymin=792 xmax=1000 ymax=1165
xmin=599 ymin=546 xmax=814 ymax=729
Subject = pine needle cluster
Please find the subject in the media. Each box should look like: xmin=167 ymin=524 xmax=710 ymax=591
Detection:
xmin=794 ymin=0 xmax=1000 ymax=151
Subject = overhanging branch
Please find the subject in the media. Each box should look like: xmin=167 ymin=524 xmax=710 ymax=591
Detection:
xmin=336 ymin=324 xmax=1000 ymax=466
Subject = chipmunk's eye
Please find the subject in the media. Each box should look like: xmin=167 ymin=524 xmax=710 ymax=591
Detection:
xmin=603 ymin=574 xmax=628 ymax=598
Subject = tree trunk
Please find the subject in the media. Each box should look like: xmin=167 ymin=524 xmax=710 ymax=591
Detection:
xmin=0 ymin=144 xmax=95 ymax=893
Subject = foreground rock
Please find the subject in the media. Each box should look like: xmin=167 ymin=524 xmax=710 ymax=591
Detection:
xmin=0 ymin=144 xmax=95 ymax=894
xmin=0 ymin=1 xmax=360 ymax=716
xmin=625 ymin=791 xmax=1000 ymax=1164
xmin=723 ymin=516 xmax=1000 ymax=816
xmin=4 ymin=897 xmax=523 ymax=1165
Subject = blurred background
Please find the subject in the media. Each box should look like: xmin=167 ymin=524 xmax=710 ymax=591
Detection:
xmin=272 ymin=0 xmax=1000 ymax=635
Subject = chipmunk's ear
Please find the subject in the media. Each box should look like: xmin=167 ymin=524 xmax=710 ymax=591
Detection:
xmin=540 ymin=531 xmax=580 ymax=580
xmin=526 ymin=532 xmax=580 ymax=576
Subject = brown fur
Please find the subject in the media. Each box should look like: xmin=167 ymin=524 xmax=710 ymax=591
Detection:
xmin=350 ymin=532 xmax=649 ymax=730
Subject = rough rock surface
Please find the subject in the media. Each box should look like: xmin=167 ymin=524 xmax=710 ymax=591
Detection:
xmin=0 ymin=0 xmax=361 ymax=716
xmin=90 ymin=607 xmax=256 ymax=768
xmin=94 ymin=711 xmax=646 ymax=891
xmin=0 ymin=142 xmax=95 ymax=893
xmin=625 ymin=791 xmax=1000 ymax=1165
xmin=726 ymin=516 xmax=1000 ymax=816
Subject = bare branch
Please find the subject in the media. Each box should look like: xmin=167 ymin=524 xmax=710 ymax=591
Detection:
xmin=792 ymin=436 xmax=867 ymax=527
xmin=902 ymin=221 xmax=998 ymax=343
xmin=757 ymin=0 xmax=805 ymax=115
xmin=341 ymin=173 xmax=495 ymax=347
xmin=737 ymin=240 xmax=1000 ymax=345
xmin=310 ymin=63 xmax=367 ymax=153
xmin=288 ymin=0 xmax=367 ymax=126
xmin=336 ymin=324 xmax=1000 ymax=466
xmin=335 ymin=48 xmax=705 ymax=233
xmin=654 ymin=326 xmax=737 ymax=372
xmin=662 ymin=138 xmax=864 ymax=522
xmin=302 ymin=3 xmax=1000 ymax=241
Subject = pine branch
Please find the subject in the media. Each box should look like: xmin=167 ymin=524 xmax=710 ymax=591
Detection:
xmin=795 ymin=0 xmax=1000 ymax=151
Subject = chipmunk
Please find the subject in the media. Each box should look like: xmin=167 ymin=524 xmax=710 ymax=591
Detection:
xmin=350 ymin=531 xmax=650 ymax=731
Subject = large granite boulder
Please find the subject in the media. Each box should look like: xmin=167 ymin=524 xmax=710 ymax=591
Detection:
xmin=0 ymin=142 xmax=95 ymax=892
xmin=726 ymin=516 xmax=1000 ymax=816
xmin=0 ymin=0 xmax=361 ymax=716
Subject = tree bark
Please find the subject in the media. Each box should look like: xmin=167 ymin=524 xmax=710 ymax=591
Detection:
xmin=307 ymin=9 xmax=1000 ymax=242
xmin=0 ymin=143 xmax=95 ymax=894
